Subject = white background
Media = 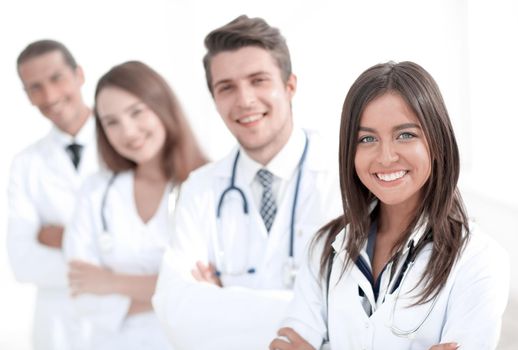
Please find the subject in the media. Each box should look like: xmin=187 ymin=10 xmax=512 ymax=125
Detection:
xmin=1 ymin=0 xmax=517 ymax=348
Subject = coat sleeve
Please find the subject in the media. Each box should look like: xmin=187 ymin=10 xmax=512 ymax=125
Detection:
xmin=6 ymin=154 xmax=67 ymax=287
xmin=152 ymin=179 xmax=293 ymax=350
xmin=63 ymin=177 xmax=131 ymax=333
xmin=439 ymin=230 xmax=510 ymax=349
xmin=279 ymin=239 xmax=328 ymax=349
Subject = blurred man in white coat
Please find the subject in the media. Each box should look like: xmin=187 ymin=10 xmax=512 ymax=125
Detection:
xmin=7 ymin=40 xmax=98 ymax=350
xmin=153 ymin=15 xmax=341 ymax=349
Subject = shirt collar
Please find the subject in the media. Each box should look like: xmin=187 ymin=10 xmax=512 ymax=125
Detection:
xmin=238 ymin=127 xmax=306 ymax=186
xmin=49 ymin=115 xmax=95 ymax=147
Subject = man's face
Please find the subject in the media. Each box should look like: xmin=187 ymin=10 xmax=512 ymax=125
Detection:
xmin=18 ymin=50 xmax=85 ymax=133
xmin=210 ymin=46 xmax=296 ymax=162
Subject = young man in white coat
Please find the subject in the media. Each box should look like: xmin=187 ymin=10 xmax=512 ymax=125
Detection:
xmin=7 ymin=40 xmax=98 ymax=350
xmin=153 ymin=15 xmax=341 ymax=349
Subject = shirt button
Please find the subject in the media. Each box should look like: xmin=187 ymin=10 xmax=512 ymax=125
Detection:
xmin=365 ymin=322 xmax=370 ymax=329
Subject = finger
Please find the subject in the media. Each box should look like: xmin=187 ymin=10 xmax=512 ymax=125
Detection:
xmin=196 ymin=261 xmax=207 ymax=272
xmin=429 ymin=343 xmax=460 ymax=350
xmin=67 ymin=271 xmax=84 ymax=282
xmin=269 ymin=338 xmax=291 ymax=350
xmin=277 ymin=327 xmax=303 ymax=343
xmin=69 ymin=260 xmax=89 ymax=271
xmin=191 ymin=269 xmax=206 ymax=282
xmin=207 ymin=263 xmax=217 ymax=274
xmin=197 ymin=261 xmax=215 ymax=280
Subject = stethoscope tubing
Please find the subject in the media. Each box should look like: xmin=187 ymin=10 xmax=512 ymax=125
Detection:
xmin=101 ymin=172 xmax=119 ymax=232
xmin=216 ymin=131 xmax=309 ymax=261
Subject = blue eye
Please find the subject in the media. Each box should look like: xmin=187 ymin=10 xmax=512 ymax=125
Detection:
xmin=359 ymin=135 xmax=376 ymax=143
xmin=398 ymin=132 xmax=415 ymax=140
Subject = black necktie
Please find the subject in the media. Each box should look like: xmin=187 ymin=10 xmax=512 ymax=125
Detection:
xmin=66 ymin=143 xmax=83 ymax=170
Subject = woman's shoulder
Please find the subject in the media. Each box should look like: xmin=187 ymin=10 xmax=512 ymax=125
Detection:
xmin=459 ymin=221 xmax=509 ymax=270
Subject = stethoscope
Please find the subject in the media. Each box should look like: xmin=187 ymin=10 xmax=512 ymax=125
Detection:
xmin=97 ymin=172 xmax=178 ymax=254
xmin=387 ymin=232 xmax=439 ymax=339
xmin=324 ymin=231 xmax=436 ymax=343
xmin=98 ymin=172 xmax=119 ymax=253
xmin=214 ymin=131 xmax=309 ymax=288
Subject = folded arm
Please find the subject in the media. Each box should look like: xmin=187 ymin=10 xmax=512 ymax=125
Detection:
xmin=7 ymin=157 xmax=67 ymax=287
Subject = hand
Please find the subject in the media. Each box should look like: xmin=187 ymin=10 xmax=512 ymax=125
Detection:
xmin=37 ymin=225 xmax=64 ymax=249
xmin=68 ymin=260 xmax=114 ymax=297
xmin=429 ymin=343 xmax=460 ymax=350
xmin=191 ymin=261 xmax=222 ymax=287
xmin=128 ymin=300 xmax=153 ymax=315
xmin=269 ymin=327 xmax=316 ymax=350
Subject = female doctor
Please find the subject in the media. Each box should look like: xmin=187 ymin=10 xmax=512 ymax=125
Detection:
xmin=64 ymin=61 xmax=206 ymax=349
xmin=270 ymin=61 xmax=510 ymax=350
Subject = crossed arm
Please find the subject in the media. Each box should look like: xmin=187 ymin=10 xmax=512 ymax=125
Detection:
xmin=68 ymin=260 xmax=157 ymax=314
xmin=268 ymin=329 xmax=459 ymax=350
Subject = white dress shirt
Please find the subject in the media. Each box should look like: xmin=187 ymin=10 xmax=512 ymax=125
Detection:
xmin=240 ymin=127 xmax=306 ymax=208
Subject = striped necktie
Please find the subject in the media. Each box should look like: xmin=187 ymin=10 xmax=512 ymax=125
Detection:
xmin=256 ymin=169 xmax=277 ymax=232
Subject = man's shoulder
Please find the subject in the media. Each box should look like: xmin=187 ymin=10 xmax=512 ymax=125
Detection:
xmin=11 ymin=132 xmax=54 ymax=168
xmin=184 ymin=151 xmax=235 ymax=183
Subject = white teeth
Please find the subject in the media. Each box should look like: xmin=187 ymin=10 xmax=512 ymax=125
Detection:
xmin=239 ymin=114 xmax=263 ymax=123
xmin=376 ymin=170 xmax=407 ymax=182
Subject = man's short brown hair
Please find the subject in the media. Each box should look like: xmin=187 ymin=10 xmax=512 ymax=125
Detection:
xmin=17 ymin=39 xmax=77 ymax=72
xmin=203 ymin=15 xmax=292 ymax=95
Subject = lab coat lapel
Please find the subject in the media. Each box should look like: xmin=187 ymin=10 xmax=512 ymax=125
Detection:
xmin=333 ymin=228 xmax=377 ymax=314
xmin=261 ymin=167 xmax=305 ymax=266
xmin=42 ymin=136 xmax=80 ymax=189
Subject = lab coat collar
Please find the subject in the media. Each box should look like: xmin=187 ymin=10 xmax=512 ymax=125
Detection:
xmin=49 ymin=115 xmax=95 ymax=148
xmin=330 ymin=201 xmax=430 ymax=258
xmin=400 ymin=215 xmax=429 ymax=255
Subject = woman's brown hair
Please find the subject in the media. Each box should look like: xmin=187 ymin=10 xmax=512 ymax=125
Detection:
xmin=94 ymin=61 xmax=207 ymax=182
xmin=317 ymin=61 xmax=469 ymax=304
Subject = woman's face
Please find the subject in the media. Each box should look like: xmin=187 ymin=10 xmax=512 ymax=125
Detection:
xmin=96 ymin=86 xmax=167 ymax=167
xmin=354 ymin=92 xmax=431 ymax=211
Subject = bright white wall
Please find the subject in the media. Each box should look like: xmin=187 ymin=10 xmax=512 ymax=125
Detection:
xmin=0 ymin=0 xmax=516 ymax=348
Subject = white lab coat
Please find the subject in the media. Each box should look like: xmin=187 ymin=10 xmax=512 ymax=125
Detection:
xmin=153 ymin=130 xmax=342 ymax=350
xmin=63 ymin=170 xmax=172 ymax=350
xmin=282 ymin=221 xmax=510 ymax=350
xmin=7 ymin=118 xmax=98 ymax=350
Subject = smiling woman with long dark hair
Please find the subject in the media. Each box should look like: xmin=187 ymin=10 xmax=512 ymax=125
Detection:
xmin=270 ymin=61 xmax=510 ymax=350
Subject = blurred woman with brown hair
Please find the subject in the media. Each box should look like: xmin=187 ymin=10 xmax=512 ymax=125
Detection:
xmin=64 ymin=61 xmax=206 ymax=349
